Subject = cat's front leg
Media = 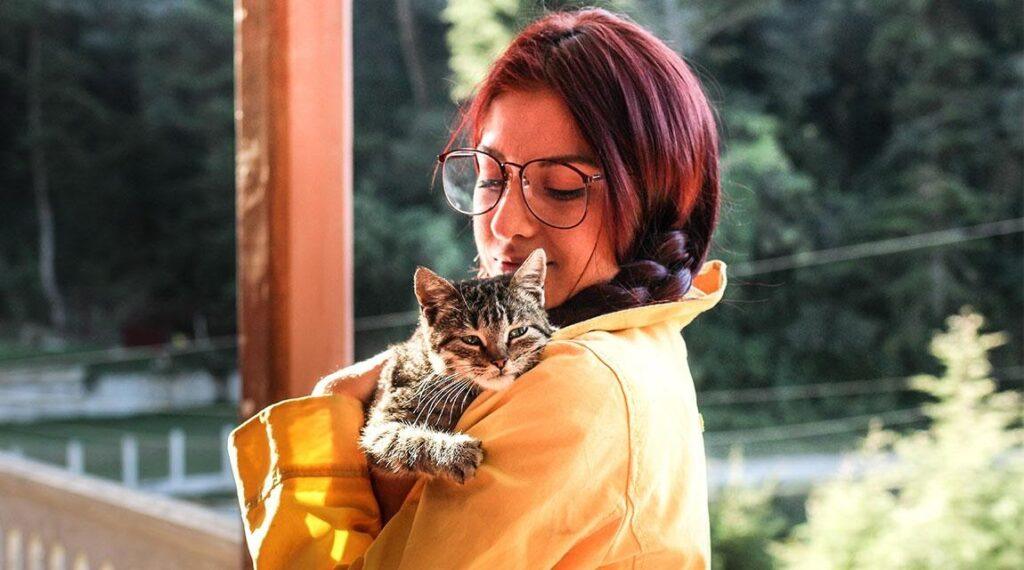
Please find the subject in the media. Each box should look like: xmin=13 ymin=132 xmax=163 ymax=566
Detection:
xmin=360 ymin=420 xmax=484 ymax=484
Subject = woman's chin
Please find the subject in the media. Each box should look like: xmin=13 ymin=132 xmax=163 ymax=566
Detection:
xmin=473 ymin=374 xmax=516 ymax=392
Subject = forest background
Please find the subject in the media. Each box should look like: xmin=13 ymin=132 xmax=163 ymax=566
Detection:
xmin=0 ymin=0 xmax=1021 ymax=439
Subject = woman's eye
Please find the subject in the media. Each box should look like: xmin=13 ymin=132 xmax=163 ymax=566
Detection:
xmin=544 ymin=187 xmax=585 ymax=201
xmin=508 ymin=326 xmax=528 ymax=340
xmin=461 ymin=335 xmax=482 ymax=346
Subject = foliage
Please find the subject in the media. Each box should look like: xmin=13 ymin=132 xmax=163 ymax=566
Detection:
xmin=710 ymin=449 xmax=787 ymax=569
xmin=0 ymin=0 xmax=1019 ymax=410
xmin=775 ymin=306 xmax=1024 ymax=569
xmin=442 ymin=0 xmax=523 ymax=101
xmin=0 ymin=0 xmax=235 ymax=341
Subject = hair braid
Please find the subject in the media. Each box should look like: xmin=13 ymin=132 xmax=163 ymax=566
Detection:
xmin=548 ymin=220 xmax=708 ymax=327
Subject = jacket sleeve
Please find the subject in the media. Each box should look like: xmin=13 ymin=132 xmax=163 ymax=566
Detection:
xmin=229 ymin=340 xmax=633 ymax=569
xmin=229 ymin=394 xmax=383 ymax=568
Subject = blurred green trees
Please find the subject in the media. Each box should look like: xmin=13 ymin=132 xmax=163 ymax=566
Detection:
xmin=0 ymin=1 xmax=1020 ymax=401
xmin=776 ymin=307 xmax=1024 ymax=569
xmin=710 ymin=450 xmax=788 ymax=570
xmin=0 ymin=0 xmax=236 ymax=342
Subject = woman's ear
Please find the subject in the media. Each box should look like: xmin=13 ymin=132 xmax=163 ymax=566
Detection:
xmin=511 ymin=248 xmax=547 ymax=302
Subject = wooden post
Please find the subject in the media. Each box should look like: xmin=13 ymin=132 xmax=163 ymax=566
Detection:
xmin=235 ymin=0 xmax=354 ymax=420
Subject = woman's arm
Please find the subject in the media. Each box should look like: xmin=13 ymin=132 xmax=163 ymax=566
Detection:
xmin=312 ymin=349 xmax=418 ymax=524
xmin=230 ymin=341 xmax=633 ymax=568
xmin=311 ymin=348 xmax=391 ymax=400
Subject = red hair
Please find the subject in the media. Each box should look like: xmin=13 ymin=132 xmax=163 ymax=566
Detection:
xmin=445 ymin=8 xmax=721 ymax=324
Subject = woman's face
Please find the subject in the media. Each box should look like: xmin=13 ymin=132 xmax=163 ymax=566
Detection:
xmin=474 ymin=89 xmax=619 ymax=309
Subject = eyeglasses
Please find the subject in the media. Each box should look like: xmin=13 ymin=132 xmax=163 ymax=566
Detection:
xmin=437 ymin=148 xmax=604 ymax=230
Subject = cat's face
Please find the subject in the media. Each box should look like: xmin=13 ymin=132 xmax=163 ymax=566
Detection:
xmin=415 ymin=249 xmax=554 ymax=391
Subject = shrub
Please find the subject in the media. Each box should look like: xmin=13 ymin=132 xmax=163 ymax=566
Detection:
xmin=775 ymin=306 xmax=1024 ymax=569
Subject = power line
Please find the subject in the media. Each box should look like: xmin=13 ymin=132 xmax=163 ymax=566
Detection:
xmin=2 ymin=219 xmax=1020 ymax=356
xmin=704 ymin=407 xmax=927 ymax=447
xmin=697 ymin=365 xmax=1024 ymax=405
xmin=729 ymin=217 xmax=1023 ymax=277
xmin=354 ymin=218 xmax=1024 ymax=331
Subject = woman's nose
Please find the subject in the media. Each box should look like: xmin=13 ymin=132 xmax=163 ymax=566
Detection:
xmin=489 ymin=169 xmax=540 ymax=241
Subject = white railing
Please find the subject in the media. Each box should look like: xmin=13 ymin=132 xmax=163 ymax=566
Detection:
xmin=0 ymin=451 xmax=241 ymax=569
xmin=2 ymin=425 xmax=237 ymax=499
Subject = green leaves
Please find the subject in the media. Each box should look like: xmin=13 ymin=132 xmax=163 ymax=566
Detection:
xmin=776 ymin=307 xmax=1024 ymax=569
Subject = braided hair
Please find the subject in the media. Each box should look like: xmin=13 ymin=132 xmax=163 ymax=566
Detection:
xmin=547 ymin=193 xmax=716 ymax=327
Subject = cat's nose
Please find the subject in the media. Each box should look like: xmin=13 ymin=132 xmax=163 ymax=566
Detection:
xmin=492 ymin=358 xmax=507 ymax=370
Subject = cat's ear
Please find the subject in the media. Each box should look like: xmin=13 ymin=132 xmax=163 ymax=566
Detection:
xmin=511 ymin=248 xmax=547 ymax=303
xmin=414 ymin=266 xmax=459 ymax=311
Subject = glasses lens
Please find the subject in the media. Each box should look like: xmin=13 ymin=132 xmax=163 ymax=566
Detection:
xmin=522 ymin=161 xmax=589 ymax=228
xmin=442 ymin=151 xmax=504 ymax=214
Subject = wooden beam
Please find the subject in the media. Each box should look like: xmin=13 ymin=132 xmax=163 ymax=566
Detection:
xmin=235 ymin=0 xmax=353 ymax=419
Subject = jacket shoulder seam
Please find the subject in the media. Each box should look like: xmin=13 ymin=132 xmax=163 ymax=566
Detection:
xmin=563 ymin=339 xmax=647 ymax=558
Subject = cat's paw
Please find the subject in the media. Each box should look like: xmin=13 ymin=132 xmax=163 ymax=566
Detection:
xmin=436 ymin=436 xmax=484 ymax=484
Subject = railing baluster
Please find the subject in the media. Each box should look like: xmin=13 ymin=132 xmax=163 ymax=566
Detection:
xmin=70 ymin=553 xmax=88 ymax=570
xmin=168 ymin=429 xmax=186 ymax=488
xmin=220 ymin=425 xmax=233 ymax=480
xmin=65 ymin=442 xmax=83 ymax=476
xmin=120 ymin=437 xmax=138 ymax=488
xmin=27 ymin=535 xmax=42 ymax=570
xmin=47 ymin=544 xmax=65 ymax=570
xmin=6 ymin=527 xmax=23 ymax=570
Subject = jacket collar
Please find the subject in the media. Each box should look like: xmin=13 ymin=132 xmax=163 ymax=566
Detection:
xmin=551 ymin=259 xmax=728 ymax=340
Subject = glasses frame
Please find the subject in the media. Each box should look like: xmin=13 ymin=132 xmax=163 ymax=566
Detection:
xmin=437 ymin=148 xmax=604 ymax=230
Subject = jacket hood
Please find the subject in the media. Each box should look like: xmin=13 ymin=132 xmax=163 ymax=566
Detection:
xmin=551 ymin=259 xmax=727 ymax=340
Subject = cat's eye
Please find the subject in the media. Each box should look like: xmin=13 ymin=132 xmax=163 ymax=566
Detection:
xmin=460 ymin=335 xmax=483 ymax=346
xmin=508 ymin=326 xmax=529 ymax=340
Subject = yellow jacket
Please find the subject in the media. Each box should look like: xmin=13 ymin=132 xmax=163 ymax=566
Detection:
xmin=230 ymin=260 xmax=727 ymax=569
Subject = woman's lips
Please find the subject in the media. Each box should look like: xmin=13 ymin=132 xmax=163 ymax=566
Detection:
xmin=497 ymin=259 xmax=554 ymax=273
xmin=499 ymin=261 xmax=521 ymax=273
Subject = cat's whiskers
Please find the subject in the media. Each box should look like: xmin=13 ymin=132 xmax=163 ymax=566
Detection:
xmin=420 ymin=379 xmax=471 ymax=427
xmin=408 ymin=376 xmax=450 ymax=420
xmin=444 ymin=379 xmax=476 ymax=425
xmin=452 ymin=382 xmax=477 ymax=425
xmin=412 ymin=378 xmax=469 ymax=427
xmin=441 ymin=381 xmax=472 ymax=426
xmin=412 ymin=373 xmax=450 ymax=399
xmin=410 ymin=379 xmax=455 ymax=425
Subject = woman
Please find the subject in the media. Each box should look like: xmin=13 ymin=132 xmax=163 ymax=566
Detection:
xmin=230 ymin=7 xmax=727 ymax=569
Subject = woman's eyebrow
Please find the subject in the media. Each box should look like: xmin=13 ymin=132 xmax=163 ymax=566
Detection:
xmin=477 ymin=144 xmax=599 ymax=168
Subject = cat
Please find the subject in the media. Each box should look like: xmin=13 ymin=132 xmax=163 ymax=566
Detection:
xmin=359 ymin=248 xmax=555 ymax=484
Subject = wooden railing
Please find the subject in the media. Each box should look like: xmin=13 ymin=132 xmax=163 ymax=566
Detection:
xmin=0 ymin=451 xmax=241 ymax=569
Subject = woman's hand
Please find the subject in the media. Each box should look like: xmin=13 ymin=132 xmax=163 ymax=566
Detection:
xmin=311 ymin=349 xmax=392 ymax=403
xmin=310 ymin=348 xmax=417 ymax=524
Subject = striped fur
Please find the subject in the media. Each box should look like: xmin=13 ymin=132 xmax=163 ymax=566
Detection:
xmin=360 ymin=249 xmax=555 ymax=483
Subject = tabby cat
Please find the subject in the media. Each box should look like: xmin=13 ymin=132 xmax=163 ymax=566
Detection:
xmin=359 ymin=248 xmax=555 ymax=484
